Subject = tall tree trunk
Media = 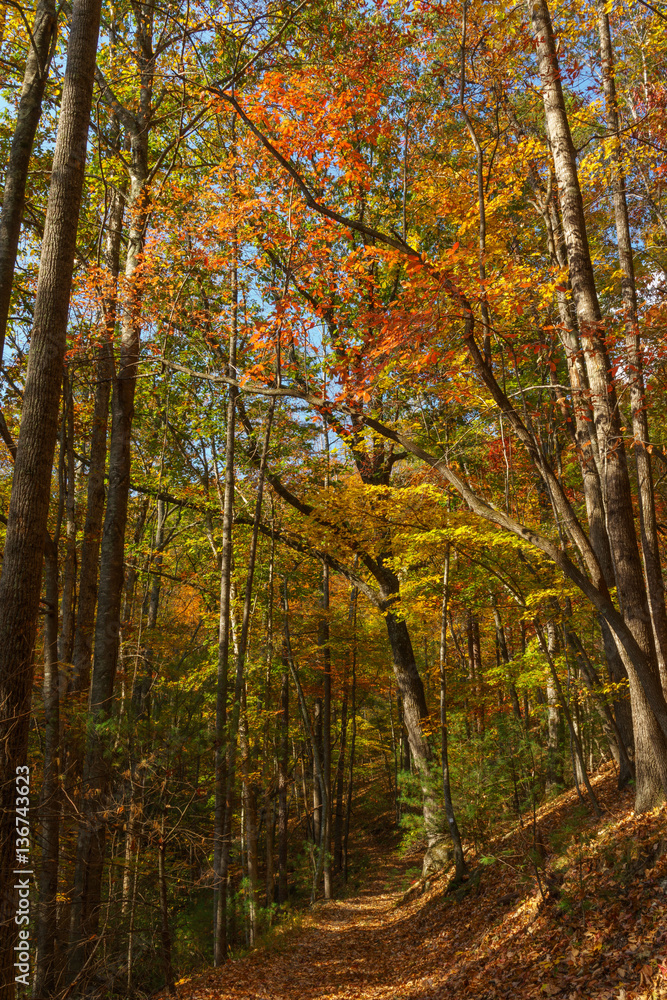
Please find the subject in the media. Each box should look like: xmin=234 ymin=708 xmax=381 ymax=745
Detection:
xmin=384 ymin=611 xmax=447 ymax=875
xmin=565 ymin=626 xmax=635 ymax=782
xmin=70 ymin=186 xmax=124 ymax=694
xmin=597 ymin=3 xmax=667 ymax=694
xmin=531 ymin=151 xmax=635 ymax=777
xmin=467 ymin=612 xmax=483 ymax=735
xmin=0 ymin=0 xmax=57 ymax=364
xmin=263 ymin=526 xmax=276 ymax=909
xmin=321 ymin=562 xmax=332 ymax=899
xmin=265 ymin=795 xmax=275 ymax=911
xmin=546 ymin=676 xmax=561 ymax=791
xmin=35 ymin=411 xmax=67 ymax=992
xmin=133 ymin=497 xmax=166 ymax=719
xmin=218 ymin=395 xmax=275 ymax=955
xmin=545 ymin=622 xmax=563 ymax=792
xmin=58 ymin=373 xmax=77 ymax=669
xmin=333 ymin=662 xmax=349 ymax=873
xmin=312 ymin=698 xmax=322 ymax=847
xmin=399 ymin=695 xmax=410 ymax=773
xmin=439 ymin=549 xmax=466 ymax=880
xmin=34 ymin=540 xmax=60 ymax=997
xmin=343 ymin=612 xmax=357 ymax=884
xmin=213 ymin=255 xmax=239 ymax=967
xmin=321 ymin=423 xmax=333 ymax=899
xmin=125 ymin=830 xmax=141 ymax=994
xmin=240 ymin=697 xmax=258 ymax=946
xmin=529 ymin=0 xmax=667 ymax=809
xmin=0 ymin=3 xmax=103 ymax=996
xmin=277 ymin=653 xmax=289 ymax=906
xmin=491 ymin=598 xmax=522 ymax=720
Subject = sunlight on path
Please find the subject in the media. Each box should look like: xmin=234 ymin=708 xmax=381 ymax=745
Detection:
xmin=175 ymin=852 xmax=442 ymax=1000
xmin=169 ymin=771 xmax=667 ymax=1000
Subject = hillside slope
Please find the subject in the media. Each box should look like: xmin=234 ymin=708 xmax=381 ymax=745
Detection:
xmin=168 ymin=764 xmax=667 ymax=1000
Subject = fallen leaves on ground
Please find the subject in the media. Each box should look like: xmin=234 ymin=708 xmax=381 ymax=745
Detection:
xmin=165 ymin=764 xmax=667 ymax=1000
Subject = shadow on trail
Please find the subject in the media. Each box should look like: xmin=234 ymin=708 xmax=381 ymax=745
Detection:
xmin=174 ymin=769 xmax=666 ymax=1000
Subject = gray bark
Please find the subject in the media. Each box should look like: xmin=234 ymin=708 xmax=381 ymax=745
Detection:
xmin=0 ymin=3 xmax=103 ymax=995
xmin=528 ymin=0 xmax=667 ymax=810
xmin=213 ymin=264 xmax=238 ymax=966
xmin=597 ymin=5 xmax=667 ymax=694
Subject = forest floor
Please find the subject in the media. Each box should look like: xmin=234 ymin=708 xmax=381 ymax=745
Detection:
xmin=168 ymin=764 xmax=667 ymax=1000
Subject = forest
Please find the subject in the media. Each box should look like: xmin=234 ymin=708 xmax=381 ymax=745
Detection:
xmin=1 ymin=0 xmax=667 ymax=997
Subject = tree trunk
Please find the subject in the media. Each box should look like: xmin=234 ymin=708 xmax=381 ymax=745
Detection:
xmin=344 ymin=620 xmax=357 ymax=883
xmin=545 ymin=622 xmax=563 ymax=792
xmin=70 ymin=186 xmax=124 ymax=694
xmin=133 ymin=496 xmax=166 ymax=720
xmin=34 ymin=542 xmax=60 ymax=997
xmin=467 ymin=612 xmax=483 ymax=736
xmin=265 ymin=794 xmax=275 ymax=911
xmin=282 ymin=586 xmax=328 ymax=901
xmin=0 ymin=3 xmax=103 ymax=995
xmin=277 ymin=655 xmax=289 ymax=906
xmin=384 ymin=611 xmax=446 ymax=876
xmin=0 ymin=0 xmax=57 ymax=364
xmin=597 ymin=2 xmax=667 ymax=694
xmin=529 ymin=0 xmax=667 ymax=809
xmin=546 ymin=677 xmax=561 ymax=791
xmin=321 ymin=563 xmax=332 ymax=900
xmin=529 ymin=152 xmax=636 ymax=779
xmin=218 ymin=394 xmax=275 ymax=952
xmin=534 ymin=621 xmax=601 ymax=816
xmin=58 ymin=373 xmax=77 ymax=669
xmin=491 ymin=599 xmax=522 ymax=721
xmin=125 ymin=832 xmax=140 ymax=994
xmin=312 ymin=698 xmax=323 ymax=848
xmin=240 ymin=698 xmax=259 ymax=946
xmin=439 ymin=549 xmax=466 ymax=880
xmin=264 ymin=529 xmax=276 ymax=909
xmin=333 ymin=664 xmax=349 ymax=873
xmin=213 ymin=263 xmax=239 ymax=967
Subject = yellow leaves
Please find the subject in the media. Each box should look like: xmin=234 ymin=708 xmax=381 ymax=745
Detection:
xmin=523 ymin=585 xmax=578 ymax=614
xmin=302 ymin=479 xmax=449 ymax=562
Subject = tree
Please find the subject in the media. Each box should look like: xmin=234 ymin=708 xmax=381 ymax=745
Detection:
xmin=0 ymin=3 xmax=103 ymax=995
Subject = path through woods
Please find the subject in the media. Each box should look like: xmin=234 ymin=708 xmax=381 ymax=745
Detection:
xmin=166 ymin=767 xmax=667 ymax=1000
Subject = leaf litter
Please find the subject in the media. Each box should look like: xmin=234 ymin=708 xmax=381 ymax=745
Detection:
xmin=163 ymin=763 xmax=667 ymax=1000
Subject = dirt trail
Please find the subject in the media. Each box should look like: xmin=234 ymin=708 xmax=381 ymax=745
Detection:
xmin=171 ymin=768 xmax=667 ymax=1000
xmin=179 ymin=845 xmax=429 ymax=1000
